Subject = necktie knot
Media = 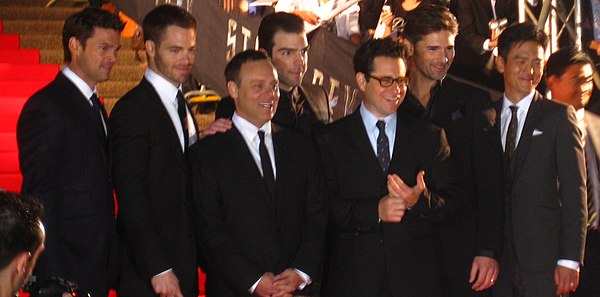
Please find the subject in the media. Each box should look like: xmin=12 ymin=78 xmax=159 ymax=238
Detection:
xmin=90 ymin=93 xmax=100 ymax=110
xmin=509 ymin=105 xmax=518 ymax=116
xmin=376 ymin=120 xmax=386 ymax=131
xmin=258 ymin=130 xmax=266 ymax=142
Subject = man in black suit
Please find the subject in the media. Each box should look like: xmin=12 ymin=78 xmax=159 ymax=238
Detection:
xmin=17 ymin=8 xmax=123 ymax=297
xmin=110 ymin=5 xmax=198 ymax=297
xmin=316 ymin=37 xmax=461 ymax=297
xmin=450 ymin=0 xmax=517 ymax=90
xmin=492 ymin=23 xmax=587 ymax=297
xmin=400 ymin=5 xmax=504 ymax=296
xmin=546 ymin=47 xmax=599 ymax=297
xmin=210 ymin=12 xmax=332 ymax=137
xmin=190 ymin=50 xmax=327 ymax=297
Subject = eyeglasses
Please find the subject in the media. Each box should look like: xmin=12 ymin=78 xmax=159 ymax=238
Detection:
xmin=366 ymin=74 xmax=408 ymax=88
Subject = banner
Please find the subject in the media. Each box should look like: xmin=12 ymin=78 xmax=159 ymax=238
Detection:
xmin=113 ymin=0 xmax=360 ymax=119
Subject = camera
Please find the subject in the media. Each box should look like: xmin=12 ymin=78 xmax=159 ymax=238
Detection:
xmin=24 ymin=276 xmax=91 ymax=297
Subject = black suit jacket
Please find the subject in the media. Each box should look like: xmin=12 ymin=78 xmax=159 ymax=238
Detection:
xmin=402 ymin=78 xmax=504 ymax=294
xmin=17 ymin=72 xmax=116 ymax=296
xmin=110 ymin=78 xmax=198 ymax=297
xmin=315 ymin=107 xmax=462 ymax=297
xmin=190 ymin=124 xmax=327 ymax=296
xmin=494 ymin=92 xmax=586 ymax=273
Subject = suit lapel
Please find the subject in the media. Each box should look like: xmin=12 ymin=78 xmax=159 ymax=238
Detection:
xmin=389 ymin=110 xmax=411 ymax=173
xmin=272 ymin=125 xmax=289 ymax=222
xmin=512 ymin=92 xmax=544 ymax=180
xmin=585 ymin=112 xmax=600 ymax=162
xmin=492 ymin=99 xmax=504 ymax=153
xmin=142 ymin=78 xmax=188 ymax=171
xmin=58 ymin=73 xmax=110 ymax=170
xmin=348 ymin=110 xmax=387 ymax=176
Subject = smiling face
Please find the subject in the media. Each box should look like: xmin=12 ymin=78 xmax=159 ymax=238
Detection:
xmin=357 ymin=56 xmax=407 ymax=118
xmin=548 ymin=63 xmax=594 ymax=110
xmin=496 ymin=41 xmax=545 ymax=103
xmin=229 ymin=59 xmax=280 ymax=128
xmin=69 ymin=27 xmax=121 ymax=88
xmin=410 ymin=30 xmax=455 ymax=82
xmin=147 ymin=25 xmax=196 ymax=86
xmin=269 ymin=31 xmax=309 ymax=91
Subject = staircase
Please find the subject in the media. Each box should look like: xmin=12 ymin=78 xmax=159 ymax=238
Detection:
xmin=0 ymin=0 xmax=145 ymax=192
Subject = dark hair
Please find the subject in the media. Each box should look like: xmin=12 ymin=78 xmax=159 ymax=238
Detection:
xmin=62 ymin=7 xmax=124 ymax=62
xmin=0 ymin=190 xmax=43 ymax=270
xmin=353 ymin=37 xmax=407 ymax=75
xmin=225 ymin=50 xmax=271 ymax=84
xmin=545 ymin=46 xmax=593 ymax=78
xmin=402 ymin=4 xmax=458 ymax=45
xmin=497 ymin=22 xmax=548 ymax=61
xmin=258 ymin=12 xmax=304 ymax=57
xmin=143 ymin=4 xmax=197 ymax=47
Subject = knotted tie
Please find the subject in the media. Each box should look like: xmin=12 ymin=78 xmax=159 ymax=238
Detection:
xmin=505 ymin=105 xmax=519 ymax=159
xmin=176 ymin=91 xmax=189 ymax=151
xmin=258 ymin=130 xmax=276 ymax=198
xmin=376 ymin=120 xmax=390 ymax=172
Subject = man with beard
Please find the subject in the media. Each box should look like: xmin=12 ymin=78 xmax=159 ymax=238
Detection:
xmin=110 ymin=5 xmax=199 ymax=297
xmin=211 ymin=12 xmax=332 ymax=137
xmin=17 ymin=8 xmax=122 ymax=296
xmin=316 ymin=37 xmax=460 ymax=297
xmin=400 ymin=4 xmax=504 ymax=296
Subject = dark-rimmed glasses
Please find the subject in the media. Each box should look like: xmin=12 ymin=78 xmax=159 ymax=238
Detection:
xmin=366 ymin=74 xmax=408 ymax=88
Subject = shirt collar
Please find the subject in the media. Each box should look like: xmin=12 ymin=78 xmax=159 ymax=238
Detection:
xmin=62 ymin=66 xmax=97 ymax=100
xmin=145 ymin=68 xmax=182 ymax=105
xmin=232 ymin=112 xmax=272 ymax=140
xmin=359 ymin=103 xmax=397 ymax=128
xmin=502 ymin=90 xmax=535 ymax=112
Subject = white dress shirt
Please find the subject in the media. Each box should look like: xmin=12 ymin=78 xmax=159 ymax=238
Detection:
xmin=62 ymin=66 xmax=106 ymax=134
xmin=501 ymin=91 xmax=580 ymax=271
xmin=359 ymin=104 xmax=397 ymax=157
xmin=145 ymin=68 xmax=197 ymax=152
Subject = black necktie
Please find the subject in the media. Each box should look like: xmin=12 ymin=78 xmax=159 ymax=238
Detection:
xmin=176 ymin=91 xmax=189 ymax=151
xmin=584 ymin=133 xmax=600 ymax=228
xmin=505 ymin=105 xmax=519 ymax=159
xmin=90 ymin=93 xmax=107 ymax=137
xmin=258 ymin=130 xmax=276 ymax=198
xmin=376 ymin=120 xmax=390 ymax=172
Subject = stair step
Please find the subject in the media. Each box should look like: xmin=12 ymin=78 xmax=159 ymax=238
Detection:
xmin=97 ymin=80 xmax=139 ymax=98
xmin=1 ymin=19 xmax=64 ymax=35
xmin=0 ymin=0 xmax=82 ymax=6
xmin=0 ymin=63 xmax=59 ymax=80
xmin=0 ymin=34 xmax=19 ymax=49
xmin=40 ymin=49 xmax=142 ymax=65
xmin=0 ymin=49 xmax=39 ymax=64
xmin=0 ymin=6 xmax=82 ymax=20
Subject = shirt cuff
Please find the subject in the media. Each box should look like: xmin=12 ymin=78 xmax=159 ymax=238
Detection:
xmin=483 ymin=38 xmax=491 ymax=52
xmin=153 ymin=268 xmax=172 ymax=278
xmin=557 ymin=259 xmax=580 ymax=272
xmin=294 ymin=268 xmax=312 ymax=290
xmin=249 ymin=276 xmax=262 ymax=293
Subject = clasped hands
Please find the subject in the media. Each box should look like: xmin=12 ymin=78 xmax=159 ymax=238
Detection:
xmin=378 ymin=171 xmax=426 ymax=223
xmin=254 ymin=268 xmax=305 ymax=297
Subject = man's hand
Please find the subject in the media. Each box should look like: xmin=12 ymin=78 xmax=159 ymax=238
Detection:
xmin=255 ymin=272 xmax=277 ymax=297
xmin=378 ymin=194 xmax=406 ymax=223
xmin=151 ymin=270 xmax=183 ymax=297
xmin=554 ymin=265 xmax=579 ymax=295
xmin=292 ymin=10 xmax=319 ymax=24
xmin=387 ymin=171 xmax=426 ymax=208
xmin=469 ymin=256 xmax=499 ymax=291
xmin=199 ymin=118 xmax=232 ymax=140
xmin=273 ymin=269 xmax=304 ymax=297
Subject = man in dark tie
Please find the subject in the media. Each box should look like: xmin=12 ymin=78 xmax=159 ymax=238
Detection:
xmin=210 ymin=12 xmax=332 ymax=137
xmin=315 ymin=37 xmax=461 ymax=297
xmin=190 ymin=50 xmax=327 ymax=297
xmin=400 ymin=5 xmax=505 ymax=297
xmin=17 ymin=8 xmax=123 ymax=296
xmin=110 ymin=5 xmax=198 ymax=297
xmin=546 ymin=46 xmax=599 ymax=297
xmin=492 ymin=23 xmax=587 ymax=297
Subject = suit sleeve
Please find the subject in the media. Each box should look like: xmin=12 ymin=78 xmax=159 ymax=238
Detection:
xmin=290 ymin=146 xmax=328 ymax=279
xmin=556 ymin=106 xmax=587 ymax=264
xmin=110 ymin=101 xmax=171 ymax=280
xmin=409 ymin=127 xmax=463 ymax=222
xmin=190 ymin=145 xmax=265 ymax=294
xmin=17 ymin=93 xmax=68 ymax=277
xmin=455 ymin=0 xmax=488 ymax=54
xmin=472 ymin=98 xmax=505 ymax=257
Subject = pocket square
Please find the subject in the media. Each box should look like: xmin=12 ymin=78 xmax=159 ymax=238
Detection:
xmin=532 ymin=129 xmax=543 ymax=136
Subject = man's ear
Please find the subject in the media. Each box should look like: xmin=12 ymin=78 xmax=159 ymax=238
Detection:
xmin=356 ymin=72 xmax=368 ymax=92
xmin=13 ymin=251 xmax=30 ymax=277
xmin=547 ymin=75 xmax=558 ymax=90
xmin=258 ymin=48 xmax=270 ymax=58
xmin=227 ymin=80 xmax=239 ymax=100
xmin=495 ymin=55 xmax=506 ymax=74
xmin=145 ymin=40 xmax=156 ymax=59
xmin=68 ymin=37 xmax=80 ymax=57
